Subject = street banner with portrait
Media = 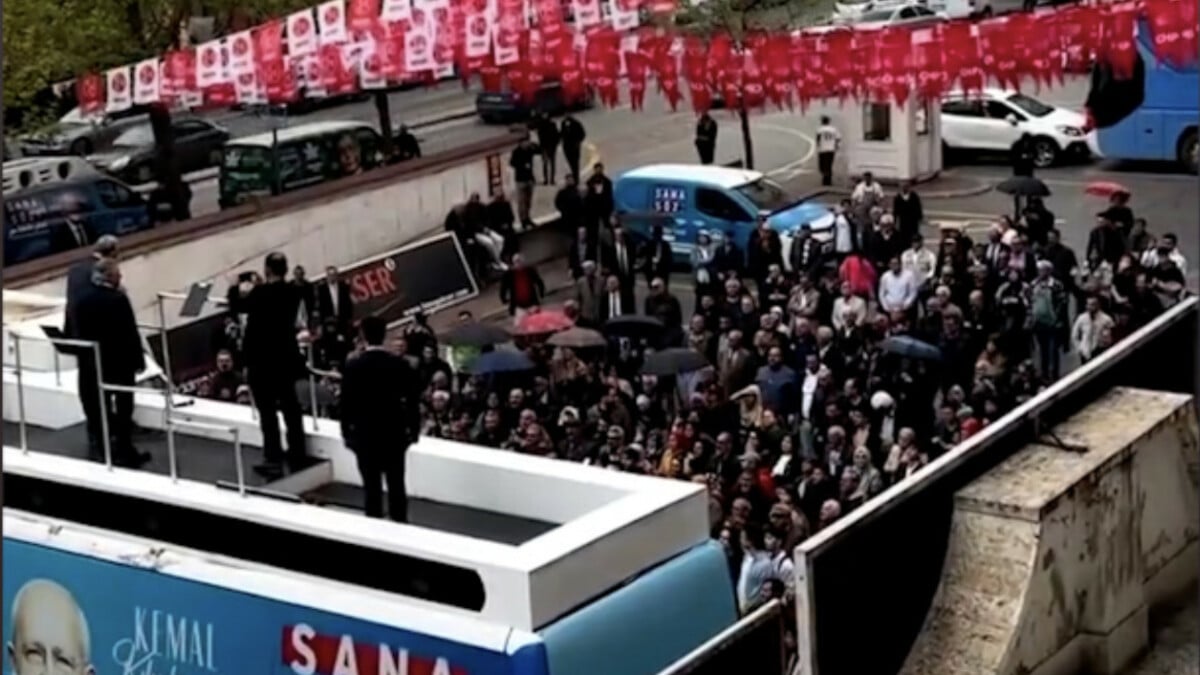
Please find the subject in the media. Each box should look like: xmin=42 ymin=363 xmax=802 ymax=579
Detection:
xmin=146 ymin=232 xmax=477 ymax=393
xmin=2 ymin=538 xmax=519 ymax=675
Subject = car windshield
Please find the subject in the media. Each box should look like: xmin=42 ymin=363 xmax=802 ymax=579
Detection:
xmin=113 ymin=125 xmax=155 ymax=148
xmin=856 ymin=8 xmax=896 ymax=21
xmin=735 ymin=178 xmax=791 ymax=212
xmin=1006 ymin=93 xmax=1054 ymax=118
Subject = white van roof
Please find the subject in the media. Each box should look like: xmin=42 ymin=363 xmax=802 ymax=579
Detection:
xmin=2 ymin=157 xmax=101 ymax=196
xmin=619 ymin=164 xmax=765 ymax=190
xmin=228 ymin=120 xmax=375 ymax=149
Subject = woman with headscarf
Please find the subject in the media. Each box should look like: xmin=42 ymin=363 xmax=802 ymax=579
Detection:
xmin=731 ymin=384 xmax=764 ymax=435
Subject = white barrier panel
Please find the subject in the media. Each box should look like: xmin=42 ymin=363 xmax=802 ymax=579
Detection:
xmin=3 ymin=377 xmax=710 ymax=632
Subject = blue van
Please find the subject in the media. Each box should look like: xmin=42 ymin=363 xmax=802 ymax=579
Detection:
xmin=3 ymin=170 xmax=153 ymax=266
xmin=613 ymin=164 xmax=835 ymax=269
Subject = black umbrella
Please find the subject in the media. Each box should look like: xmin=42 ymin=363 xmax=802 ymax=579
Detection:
xmin=995 ymin=176 xmax=1051 ymax=197
xmin=547 ymin=326 xmax=607 ymax=349
xmin=464 ymin=349 xmax=535 ymax=375
xmin=444 ymin=321 xmax=510 ymax=348
xmin=603 ymin=315 xmax=665 ymax=340
xmin=641 ymin=348 xmax=710 ymax=376
xmin=882 ymin=335 xmax=942 ymax=361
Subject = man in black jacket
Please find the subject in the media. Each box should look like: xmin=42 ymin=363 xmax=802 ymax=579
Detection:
xmin=555 ymin=173 xmax=585 ymax=235
xmin=510 ymin=137 xmax=540 ymax=229
xmin=316 ymin=266 xmax=355 ymax=340
xmin=394 ymin=124 xmax=421 ymax=161
xmin=231 ymin=252 xmax=308 ymax=477
xmin=892 ymin=182 xmax=924 ymax=241
xmin=64 ymin=235 xmax=119 ymax=339
xmin=695 ymin=112 xmax=718 ymax=165
xmin=73 ymin=258 xmax=148 ymax=467
xmin=584 ymin=164 xmax=614 ymax=233
xmin=340 ymin=316 xmax=422 ymax=521
xmin=534 ymin=112 xmax=560 ymax=185
xmin=560 ymin=114 xmax=587 ymax=184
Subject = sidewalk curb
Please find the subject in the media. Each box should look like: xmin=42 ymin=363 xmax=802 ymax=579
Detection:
xmin=406 ymin=106 xmax=478 ymax=130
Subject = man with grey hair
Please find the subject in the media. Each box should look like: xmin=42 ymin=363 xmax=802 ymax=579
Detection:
xmin=63 ymin=235 xmax=119 ymax=338
xmin=7 ymin=579 xmax=95 ymax=675
xmin=73 ymin=257 xmax=148 ymax=466
xmin=63 ymin=235 xmax=121 ymax=459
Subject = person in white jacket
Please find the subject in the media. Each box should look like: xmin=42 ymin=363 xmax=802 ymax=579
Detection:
xmin=1071 ymin=295 xmax=1114 ymax=363
xmin=877 ymin=257 xmax=919 ymax=314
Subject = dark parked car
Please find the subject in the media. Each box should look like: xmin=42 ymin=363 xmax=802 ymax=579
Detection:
xmin=18 ymin=107 xmax=148 ymax=157
xmin=476 ymin=80 xmax=596 ymax=124
xmin=87 ymin=118 xmax=230 ymax=185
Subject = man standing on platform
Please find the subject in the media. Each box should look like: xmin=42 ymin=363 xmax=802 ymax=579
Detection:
xmin=231 ymin=252 xmax=309 ymax=478
xmin=64 ymin=235 xmax=119 ymax=457
xmin=340 ymin=316 xmax=421 ymax=522
xmin=73 ymin=258 xmax=148 ymax=467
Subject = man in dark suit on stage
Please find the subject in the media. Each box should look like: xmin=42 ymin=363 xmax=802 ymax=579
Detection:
xmin=339 ymin=316 xmax=422 ymax=522
xmin=72 ymin=258 xmax=148 ymax=467
xmin=317 ymin=265 xmax=354 ymax=339
xmin=229 ymin=252 xmax=309 ymax=478
xmin=64 ymin=235 xmax=119 ymax=338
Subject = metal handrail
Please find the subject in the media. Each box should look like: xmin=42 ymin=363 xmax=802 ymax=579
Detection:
xmin=5 ymin=329 xmax=247 ymax=493
xmin=6 ymin=330 xmax=112 ymax=470
xmin=168 ymin=418 xmax=246 ymax=496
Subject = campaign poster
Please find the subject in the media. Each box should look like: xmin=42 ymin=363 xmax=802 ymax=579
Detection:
xmin=2 ymin=538 xmax=522 ymax=675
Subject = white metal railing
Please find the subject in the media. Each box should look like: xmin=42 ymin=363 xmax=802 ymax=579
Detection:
xmin=5 ymin=330 xmax=250 ymax=495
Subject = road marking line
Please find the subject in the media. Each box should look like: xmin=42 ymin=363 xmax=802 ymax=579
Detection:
xmin=756 ymin=122 xmax=817 ymax=178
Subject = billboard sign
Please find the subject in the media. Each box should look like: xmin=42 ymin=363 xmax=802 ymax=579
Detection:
xmin=147 ymin=233 xmax=477 ymax=393
xmin=2 ymin=538 xmax=531 ymax=675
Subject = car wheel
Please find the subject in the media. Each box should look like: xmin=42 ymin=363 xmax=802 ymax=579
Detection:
xmin=941 ymin=142 xmax=956 ymax=165
xmin=1177 ymin=129 xmax=1198 ymax=174
xmin=70 ymin=138 xmax=93 ymax=156
xmin=135 ymin=164 xmax=154 ymax=185
xmin=1031 ymin=137 xmax=1059 ymax=168
xmin=979 ymin=5 xmax=992 ymax=17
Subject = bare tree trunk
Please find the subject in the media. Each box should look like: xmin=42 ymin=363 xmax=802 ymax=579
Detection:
xmin=738 ymin=97 xmax=755 ymax=170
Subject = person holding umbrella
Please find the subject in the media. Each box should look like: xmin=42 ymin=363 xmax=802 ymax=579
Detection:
xmin=1010 ymin=133 xmax=1037 ymax=177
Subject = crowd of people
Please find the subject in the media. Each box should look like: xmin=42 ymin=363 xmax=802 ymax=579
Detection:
xmin=185 ymin=171 xmax=1179 ymax=658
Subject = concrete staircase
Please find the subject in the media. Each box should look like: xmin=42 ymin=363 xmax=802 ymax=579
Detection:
xmin=899 ymin=387 xmax=1200 ymax=675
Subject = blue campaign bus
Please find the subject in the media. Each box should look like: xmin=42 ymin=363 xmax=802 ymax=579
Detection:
xmin=1084 ymin=19 xmax=1198 ymax=173
xmin=3 ymin=513 xmax=750 ymax=675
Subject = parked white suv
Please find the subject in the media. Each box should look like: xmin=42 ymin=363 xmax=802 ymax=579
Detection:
xmin=834 ymin=0 xmax=988 ymax=20
xmin=939 ymin=89 xmax=1091 ymax=167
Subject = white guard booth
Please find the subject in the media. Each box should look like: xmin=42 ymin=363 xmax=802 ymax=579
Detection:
xmin=840 ymin=94 xmax=944 ymax=183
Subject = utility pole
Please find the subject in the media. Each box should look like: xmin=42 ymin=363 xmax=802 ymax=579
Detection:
xmin=374 ymin=92 xmax=395 ymax=159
